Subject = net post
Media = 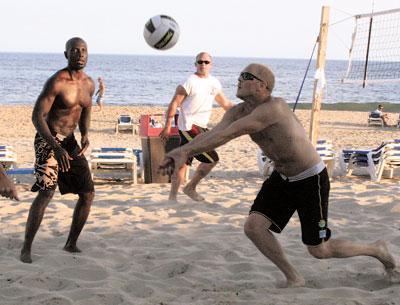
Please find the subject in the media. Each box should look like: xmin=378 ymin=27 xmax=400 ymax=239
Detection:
xmin=309 ymin=6 xmax=330 ymax=146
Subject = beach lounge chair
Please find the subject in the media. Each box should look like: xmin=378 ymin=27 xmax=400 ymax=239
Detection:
xmin=256 ymin=139 xmax=335 ymax=178
xmin=375 ymin=141 xmax=400 ymax=181
xmin=257 ymin=149 xmax=273 ymax=178
xmin=339 ymin=143 xmax=386 ymax=180
xmin=90 ymin=147 xmax=137 ymax=184
xmin=0 ymin=145 xmax=17 ymax=170
xmin=115 ymin=115 xmax=138 ymax=134
xmin=316 ymin=139 xmax=335 ymax=177
xmin=368 ymin=112 xmax=384 ymax=127
xmin=6 ymin=167 xmax=35 ymax=184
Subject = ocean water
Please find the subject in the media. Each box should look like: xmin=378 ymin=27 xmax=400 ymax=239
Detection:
xmin=1 ymin=52 xmax=399 ymax=108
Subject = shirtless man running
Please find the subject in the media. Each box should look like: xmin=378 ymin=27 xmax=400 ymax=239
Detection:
xmin=20 ymin=37 xmax=95 ymax=263
xmin=159 ymin=63 xmax=399 ymax=287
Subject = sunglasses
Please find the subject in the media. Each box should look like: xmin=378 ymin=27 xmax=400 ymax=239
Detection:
xmin=239 ymin=72 xmax=263 ymax=82
xmin=197 ymin=60 xmax=210 ymax=65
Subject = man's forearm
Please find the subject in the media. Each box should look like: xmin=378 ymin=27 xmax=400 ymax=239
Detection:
xmin=164 ymin=103 xmax=178 ymax=128
xmin=179 ymin=129 xmax=233 ymax=158
xmin=32 ymin=117 xmax=60 ymax=149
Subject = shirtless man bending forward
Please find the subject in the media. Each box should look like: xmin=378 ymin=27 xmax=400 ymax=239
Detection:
xmin=159 ymin=63 xmax=399 ymax=287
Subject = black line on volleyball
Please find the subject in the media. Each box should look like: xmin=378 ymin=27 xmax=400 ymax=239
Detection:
xmin=145 ymin=20 xmax=155 ymax=33
xmin=160 ymin=15 xmax=176 ymax=22
xmin=154 ymin=29 xmax=175 ymax=49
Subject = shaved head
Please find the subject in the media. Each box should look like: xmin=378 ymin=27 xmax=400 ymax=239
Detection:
xmin=196 ymin=52 xmax=212 ymax=62
xmin=65 ymin=37 xmax=86 ymax=51
xmin=243 ymin=63 xmax=275 ymax=92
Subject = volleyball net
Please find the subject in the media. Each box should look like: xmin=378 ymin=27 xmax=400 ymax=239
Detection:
xmin=342 ymin=8 xmax=400 ymax=86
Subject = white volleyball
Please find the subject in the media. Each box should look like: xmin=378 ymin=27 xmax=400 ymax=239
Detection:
xmin=143 ymin=15 xmax=180 ymax=50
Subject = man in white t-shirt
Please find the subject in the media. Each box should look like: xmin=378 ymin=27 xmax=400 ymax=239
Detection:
xmin=160 ymin=52 xmax=233 ymax=201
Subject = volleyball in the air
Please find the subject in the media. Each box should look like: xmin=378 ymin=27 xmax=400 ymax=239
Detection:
xmin=143 ymin=15 xmax=180 ymax=50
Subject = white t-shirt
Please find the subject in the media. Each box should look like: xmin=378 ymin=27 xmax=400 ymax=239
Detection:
xmin=177 ymin=74 xmax=222 ymax=131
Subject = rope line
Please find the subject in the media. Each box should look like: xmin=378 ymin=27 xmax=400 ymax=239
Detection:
xmin=293 ymin=37 xmax=318 ymax=112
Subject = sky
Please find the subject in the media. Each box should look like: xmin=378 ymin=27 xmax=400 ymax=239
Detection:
xmin=1 ymin=0 xmax=399 ymax=59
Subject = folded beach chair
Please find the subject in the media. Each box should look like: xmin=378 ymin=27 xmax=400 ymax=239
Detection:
xmin=316 ymin=139 xmax=335 ymax=177
xmin=90 ymin=147 xmax=137 ymax=184
xmin=133 ymin=148 xmax=144 ymax=179
xmin=115 ymin=114 xmax=138 ymax=134
xmin=375 ymin=141 xmax=400 ymax=181
xmin=368 ymin=112 xmax=384 ymax=127
xmin=257 ymin=149 xmax=274 ymax=178
xmin=0 ymin=145 xmax=17 ymax=170
xmin=6 ymin=167 xmax=35 ymax=184
xmin=256 ymin=140 xmax=335 ymax=178
xmin=339 ymin=143 xmax=386 ymax=180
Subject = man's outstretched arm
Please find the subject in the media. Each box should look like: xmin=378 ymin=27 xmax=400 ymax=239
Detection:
xmin=159 ymin=108 xmax=268 ymax=175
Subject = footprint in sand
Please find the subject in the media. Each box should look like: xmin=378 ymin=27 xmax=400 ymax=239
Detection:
xmin=122 ymin=280 xmax=154 ymax=298
xmin=37 ymin=296 xmax=74 ymax=305
xmin=56 ymin=265 xmax=109 ymax=281
xmin=150 ymin=260 xmax=190 ymax=279
xmin=18 ymin=275 xmax=79 ymax=291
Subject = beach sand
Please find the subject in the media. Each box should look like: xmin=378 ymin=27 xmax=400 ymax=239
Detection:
xmin=1 ymin=105 xmax=400 ymax=305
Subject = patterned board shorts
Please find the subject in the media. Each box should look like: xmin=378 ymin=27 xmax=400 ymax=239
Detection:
xmin=31 ymin=133 xmax=94 ymax=195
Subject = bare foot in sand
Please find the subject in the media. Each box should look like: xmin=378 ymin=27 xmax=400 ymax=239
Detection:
xmin=183 ymin=185 xmax=205 ymax=201
xmin=63 ymin=244 xmax=81 ymax=253
xmin=20 ymin=249 xmax=32 ymax=264
xmin=168 ymin=194 xmax=178 ymax=202
xmin=277 ymin=276 xmax=306 ymax=288
xmin=373 ymin=240 xmax=396 ymax=270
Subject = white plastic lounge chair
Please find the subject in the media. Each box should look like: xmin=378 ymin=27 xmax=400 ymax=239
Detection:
xmin=256 ymin=140 xmax=335 ymax=178
xmin=90 ymin=147 xmax=137 ymax=184
xmin=316 ymin=140 xmax=335 ymax=177
xmin=375 ymin=141 xmax=400 ymax=181
xmin=339 ymin=143 xmax=386 ymax=180
xmin=6 ymin=168 xmax=35 ymax=184
xmin=256 ymin=149 xmax=274 ymax=178
xmin=368 ymin=112 xmax=384 ymax=127
xmin=0 ymin=145 xmax=17 ymax=170
xmin=115 ymin=115 xmax=138 ymax=134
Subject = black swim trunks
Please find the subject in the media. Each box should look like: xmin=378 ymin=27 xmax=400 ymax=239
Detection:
xmin=31 ymin=133 xmax=94 ymax=195
xmin=250 ymin=167 xmax=331 ymax=246
xmin=179 ymin=124 xmax=219 ymax=165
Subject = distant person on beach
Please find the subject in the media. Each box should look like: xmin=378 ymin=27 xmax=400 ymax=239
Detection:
xmin=20 ymin=37 xmax=95 ymax=263
xmin=95 ymin=77 xmax=105 ymax=111
xmin=371 ymin=104 xmax=389 ymax=126
xmin=0 ymin=163 xmax=19 ymax=200
xmin=159 ymin=52 xmax=233 ymax=202
xmin=159 ymin=63 xmax=399 ymax=287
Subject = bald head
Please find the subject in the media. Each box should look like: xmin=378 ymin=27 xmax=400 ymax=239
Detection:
xmin=243 ymin=63 xmax=275 ymax=92
xmin=195 ymin=52 xmax=212 ymax=62
xmin=65 ymin=37 xmax=86 ymax=51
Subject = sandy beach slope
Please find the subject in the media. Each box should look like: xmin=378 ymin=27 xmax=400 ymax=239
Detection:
xmin=0 ymin=105 xmax=399 ymax=305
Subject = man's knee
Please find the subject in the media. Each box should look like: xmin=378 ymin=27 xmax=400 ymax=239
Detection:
xmin=244 ymin=213 xmax=270 ymax=239
xmin=307 ymin=243 xmax=330 ymax=259
xmin=37 ymin=189 xmax=55 ymax=201
xmin=79 ymin=191 xmax=95 ymax=203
